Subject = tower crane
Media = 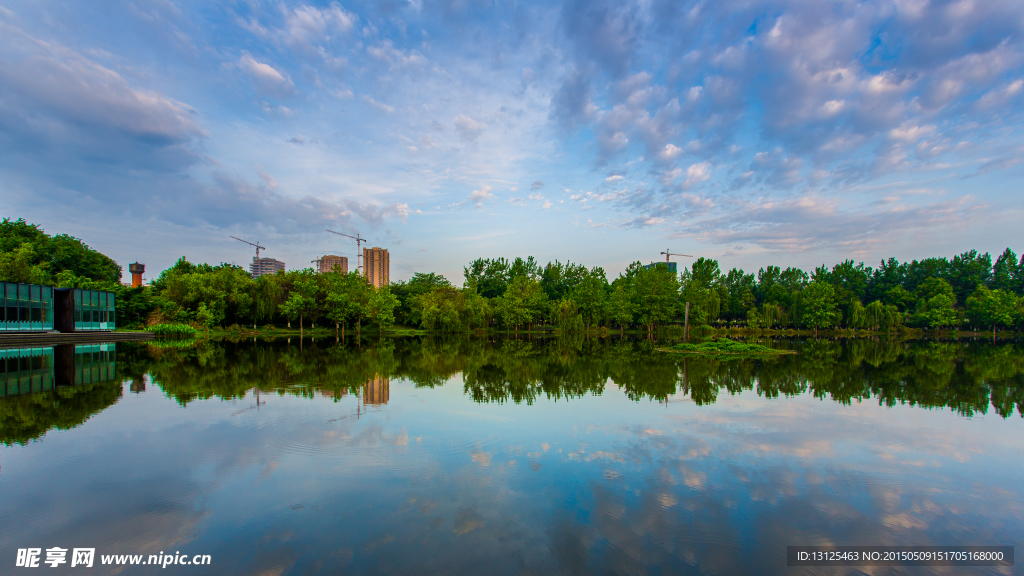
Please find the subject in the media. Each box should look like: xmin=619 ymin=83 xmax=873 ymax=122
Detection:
xmin=660 ymin=248 xmax=695 ymax=343
xmin=326 ymin=229 xmax=367 ymax=274
xmin=660 ymin=249 xmax=693 ymax=263
xmin=231 ymin=236 xmax=266 ymax=260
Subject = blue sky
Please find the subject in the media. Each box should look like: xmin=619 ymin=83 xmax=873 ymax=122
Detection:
xmin=1 ymin=0 xmax=1022 ymax=283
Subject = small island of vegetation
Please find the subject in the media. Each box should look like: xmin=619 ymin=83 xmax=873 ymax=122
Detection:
xmin=662 ymin=339 xmax=795 ymax=356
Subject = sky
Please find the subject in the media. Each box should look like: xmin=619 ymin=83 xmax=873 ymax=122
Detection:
xmin=1 ymin=0 xmax=1023 ymax=284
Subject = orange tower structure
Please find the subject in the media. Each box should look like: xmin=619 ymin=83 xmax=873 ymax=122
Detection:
xmin=129 ymin=263 xmax=145 ymax=288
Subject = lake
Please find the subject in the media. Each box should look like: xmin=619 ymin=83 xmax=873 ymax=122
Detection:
xmin=2 ymin=336 xmax=1022 ymax=575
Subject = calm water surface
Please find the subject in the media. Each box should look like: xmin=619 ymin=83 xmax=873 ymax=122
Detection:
xmin=1 ymin=337 xmax=1023 ymax=575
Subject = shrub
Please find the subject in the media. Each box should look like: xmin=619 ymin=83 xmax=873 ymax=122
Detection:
xmin=151 ymin=323 xmax=197 ymax=338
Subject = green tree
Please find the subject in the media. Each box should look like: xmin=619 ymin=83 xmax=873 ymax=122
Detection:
xmin=571 ymin=267 xmax=608 ymax=330
xmin=948 ymin=249 xmax=993 ymax=304
xmin=551 ymin=298 xmax=584 ymax=334
xmin=608 ymin=282 xmax=633 ymax=331
xmin=495 ymin=275 xmax=547 ymax=332
xmin=992 ymin=248 xmax=1021 ymax=295
xmin=884 ymin=285 xmax=916 ymax=312
xmin=846 ymin=299 xmax=867 ymax=329
xmin=367 ymin=286 xmax=399 ymax=335
xmin=0 ymin=218 xmax=121 ymax=284
xmin=324 ymin=272 xmax=363 ymax=336
xmin=865 ymin=300 xmax=901 ymax=331
xmin=724 ymin=268 xmax=756 ymax=321
xmin=631 ymin=263 xmax=680 ymax=336
xmin=681 ymin=258 xmax=724 ymax=326
xmin=0 ymin=243 xmax=50 ymax=284
xmin=967 ymin=286 xmax=1019 ymax=337
xmin=280 ymin=271 xmax=321 ymax=336
xmin=391 ymin=272 xmax=449 ymax=327
xmin=802 ymin=282 xmax=840 ymax=335
xmin=463 ymin=257 xmax=511 ymax=297
xmin=920 ymin=294 xmax=958 ymax=329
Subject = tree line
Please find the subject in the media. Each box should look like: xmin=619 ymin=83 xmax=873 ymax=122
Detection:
xmin=2 ymin=218 xmax=1023 ymax=334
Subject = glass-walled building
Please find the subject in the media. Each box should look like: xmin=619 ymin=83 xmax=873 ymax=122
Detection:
xmin=0 ymin=282 xmax=114 ymax=332
xmin=1 ymin=282 xmax=54 ymax=332
xmin=0 ymin=347 xmax=54 ymax=396
xmin=71 ymin=289 xmax=116 ymax=331
xmin=1 ymin=344 xmax=116 ymax=397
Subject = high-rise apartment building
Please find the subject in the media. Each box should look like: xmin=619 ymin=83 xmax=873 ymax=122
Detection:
xmin=363 ymin=247 xmax=389 ymax=288
xmin=363 ymin=376 xmax=390 ymax=405
xmin=250 ymin=257 xmax=285 ymax=278
xmin=317 ymin=255 xmax=348 ymax=274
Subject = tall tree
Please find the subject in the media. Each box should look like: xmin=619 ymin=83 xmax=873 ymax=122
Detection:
xmin=802 ymin=282 xmax=840 ymax=335
xmin=571 ymin=267 xmax=608 ymax=330
xmin=631 ymin=263 xmax=680 ymax=336
xmin=948 ymin=250 xmax=993 ymax=304
xmin=280 ymin=271 xmax=321 ymax=336
xmin=967 ymin=286 xmax=1019 ymax=337
xmin=992 ymin=248 xmax=1021 ymax=295
xmin=367 ymin=286 xmax=399 ymax=335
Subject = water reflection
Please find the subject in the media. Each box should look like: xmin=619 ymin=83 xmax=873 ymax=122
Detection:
xmin=0 ymin=344 xmax=119 ymax=445
xmin=0 ymin=336 xmax=1021 ymax=575
xmin=3 ymin=337 xmax=1022 ymax=448
xmin=136 ymin=336 xmax=1024 ymax=418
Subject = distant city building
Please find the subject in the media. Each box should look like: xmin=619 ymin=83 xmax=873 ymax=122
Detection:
xmin=250 ymin=257 xmax=285 ymax=278
xmin=317 ymin=255 xmax=348 ymax=274
xmin=363 ymin=247 xmax=389 ymax=287
xmin=363 ymin=376 xmax=390 ymax=405
xmin=643 ymin=261 xmax=677 ymax=274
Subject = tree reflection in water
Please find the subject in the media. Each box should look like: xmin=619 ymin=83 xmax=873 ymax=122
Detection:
xmin=3 ymin=336 xmax=1021 ymax=445
xmin=137 ymin=336 xmax=1024 ymax=417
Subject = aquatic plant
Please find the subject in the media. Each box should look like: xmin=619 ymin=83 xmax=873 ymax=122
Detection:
xmin=151 ymin=323 xmax=197 ymax=338
xmin=666 ymin=338 xmax=792 ymax=356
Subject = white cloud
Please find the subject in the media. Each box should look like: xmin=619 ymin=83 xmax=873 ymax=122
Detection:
xmin=682 ymin=162 xmax=712 ymax=188
xmin=362 ymin=95 xmax=395 ymax=114
xmin=367 ymin=39 xmax=427 ymax=68
xmin=454 ymin=114 xmax=487 ymax=142
xmin=889 ymin=123 xmax=936 ymax=143
xmin=658 ymin=144 xmax=683 ymax=161
xmin=283 ymin=4 xmax=356 ymax=53
xmin=469 ymin=185 xmax=495 ymax=207
xmin=239 ymin=53 xmax=296 ymax=97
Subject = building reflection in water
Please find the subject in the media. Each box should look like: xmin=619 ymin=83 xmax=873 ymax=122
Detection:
xmin=362 ymin=376 xmax=389 ymax=406
xmin=1 ymin=343 xmax=116 ymax=396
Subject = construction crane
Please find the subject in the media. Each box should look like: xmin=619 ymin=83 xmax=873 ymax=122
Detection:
xmin=231 ymin=236 xmax=266 ymax=260
xmin=327 ymin=229 xmax=367 ymax=273
xmin=660 ymin=249 xmax=693 ymax=263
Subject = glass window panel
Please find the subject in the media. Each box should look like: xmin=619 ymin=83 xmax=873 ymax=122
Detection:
xmin=31 ymin=307 xmax=40 ymax=322
xmin=20 ymin=306 xmax=29 ymax=322
xmin=30 ymin=285 xmax=39 ymax=302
